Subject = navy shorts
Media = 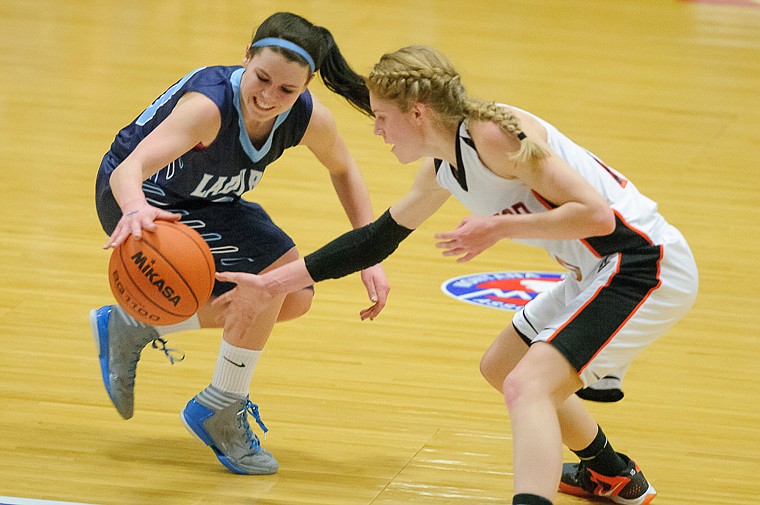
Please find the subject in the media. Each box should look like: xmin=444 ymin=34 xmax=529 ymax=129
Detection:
xmin=96 ymin=182 xmax=295 ymax=297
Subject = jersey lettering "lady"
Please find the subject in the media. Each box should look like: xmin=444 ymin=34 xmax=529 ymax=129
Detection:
xmin=189 ymin=169 xmax=264 ymax=199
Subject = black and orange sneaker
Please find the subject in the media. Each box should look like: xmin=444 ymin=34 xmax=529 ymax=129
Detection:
xmin=559 ymin=453 xmax=657 ymax=505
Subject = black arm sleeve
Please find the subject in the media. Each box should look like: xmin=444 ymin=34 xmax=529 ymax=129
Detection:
xmin=304 ymin=209 xmax=414 ymax=282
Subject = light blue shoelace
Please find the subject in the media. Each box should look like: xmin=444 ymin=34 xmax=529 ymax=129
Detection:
xmin=237 ymin=400 xmax=269 ymax=449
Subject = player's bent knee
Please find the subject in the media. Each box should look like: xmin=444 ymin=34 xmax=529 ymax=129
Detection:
xmin=502 ymin=373 xmax=522 ymax=409
xmin=479 ymin=352 xmax=504 ymax=390
xmin=277 ymin=287 xmax=314 ymax=322
xmin=502 ymin=370 xmax=544 ymax=410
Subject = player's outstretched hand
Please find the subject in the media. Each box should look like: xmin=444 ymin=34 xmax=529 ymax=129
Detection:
xmin=212 ymin=271 xmax=274 ymax=339
xmin=359 ymin=263 xmax=390 ymax=321
xmin=434 ymin=214 xmax=502 ymax=263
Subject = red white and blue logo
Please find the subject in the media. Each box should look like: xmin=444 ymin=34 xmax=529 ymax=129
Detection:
xmin=441 ymin=272 xmax=565 ymax=311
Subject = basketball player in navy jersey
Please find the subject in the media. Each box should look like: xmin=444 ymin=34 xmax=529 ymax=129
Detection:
xmin=213 ymin=46 xmax=698 ymax=504
xmin=90 ymin=12 xmax=389 ymax=475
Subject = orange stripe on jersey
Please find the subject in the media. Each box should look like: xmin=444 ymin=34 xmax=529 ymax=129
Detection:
xmin=544 ymin=246 xmax=663 ymax=373
xmin=591 ymin=153 xmax=629 ymax=188
xmin=531 ymin=191 xmax=654 ymax=259
xmin=583 ymin=209 xmax=655 ymax=258
xmin=578 ymin=281 xmax=660 ymax=375
xmin=546 ymin=253 xmax=622 ymax=346
xmin=530 ymin=190 xmax=556 ymax=210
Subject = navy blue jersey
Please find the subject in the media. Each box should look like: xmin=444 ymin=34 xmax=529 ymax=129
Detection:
xmin=98 ymin=65 xmax=313 ymax=204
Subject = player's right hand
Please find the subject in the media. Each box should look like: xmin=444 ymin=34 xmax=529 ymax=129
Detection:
xmin=104 ymin=201 xmax=181 ymax=249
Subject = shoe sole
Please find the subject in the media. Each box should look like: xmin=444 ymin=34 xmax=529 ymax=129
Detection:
xmin=90 ymin=309 xmax=112 ymax=395
xmin=180 ymin=407 xmax=250 ymax=475
xmin=180 ymin=405 xmax=278 ymax=476
xmin=559 ymin=481 xmax=657 ymax=505
xmin=180 ymin=405 xmax=215 ymax=446
xmin=91 ymin=307 xmax=135 ymax=420
xmin=558 ymin=481 xmax=592 ymax=498
xmin=626 ymin=484 xmax=657 ymax=505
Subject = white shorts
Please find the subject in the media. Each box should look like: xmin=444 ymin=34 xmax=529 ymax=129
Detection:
xmin=512 ymin=227 xmax=698 ymax=388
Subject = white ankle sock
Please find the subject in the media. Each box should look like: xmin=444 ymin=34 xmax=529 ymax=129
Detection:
xmin=155 ymin=314 xmax=201 ymax=336
xmin=211 ymin=339 xmax=261 ymax=397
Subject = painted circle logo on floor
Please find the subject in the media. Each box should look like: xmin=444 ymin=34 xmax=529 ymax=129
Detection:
xmin=441 ymin=272 xmax=565 ymax=311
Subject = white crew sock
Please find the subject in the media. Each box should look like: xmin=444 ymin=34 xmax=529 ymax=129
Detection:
xmin=155 ymin=314 xmax=201 ymax=336
xmin=211 ymin=339 xmax=261 ymax=397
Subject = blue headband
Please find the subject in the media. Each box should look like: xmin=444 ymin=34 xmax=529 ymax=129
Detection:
xmin=251 ymin=37 xmax=316 ymax=74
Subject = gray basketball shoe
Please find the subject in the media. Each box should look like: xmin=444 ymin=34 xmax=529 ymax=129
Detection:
xmin=181 ymin=390 xmax=279 ymax=475
xmin=90 ymin=305 xmax=183 ymax=419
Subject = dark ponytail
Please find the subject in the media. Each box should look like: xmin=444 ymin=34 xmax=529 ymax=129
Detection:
xmin=249 ymin=12 xmax=371 ymax=116
xmin=312 ymin=27 xmax=371 ymax=116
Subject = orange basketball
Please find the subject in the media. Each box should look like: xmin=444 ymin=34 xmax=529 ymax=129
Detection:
xmin=108 ymin=220 xmax=215 ymax=325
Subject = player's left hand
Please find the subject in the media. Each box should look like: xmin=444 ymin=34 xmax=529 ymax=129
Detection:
xmin=359 ymin=263 xmax=390 ymax=320
xmin=434 ymin=214 xmax=502 ymax=262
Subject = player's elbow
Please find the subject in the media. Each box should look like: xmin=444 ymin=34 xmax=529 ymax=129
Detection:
xmin=591 ymin=206 xmax=616 ymax=237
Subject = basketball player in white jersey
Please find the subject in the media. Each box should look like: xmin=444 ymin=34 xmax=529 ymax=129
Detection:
xmin=212 ymin=46 xmax=698 ymax=505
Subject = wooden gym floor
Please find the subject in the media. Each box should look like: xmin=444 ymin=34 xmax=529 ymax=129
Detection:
xmin=0 ymin=1 xmax=758 ymax=504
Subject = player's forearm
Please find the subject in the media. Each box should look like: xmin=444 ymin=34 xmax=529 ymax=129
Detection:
xmin=260 ymin=259 xmax=316 ymax=296
xmin=261 ymin=209 xmax=413 ymax=296
xmin=330 ymin=167 xmax=375 ymax=228
xmin=110 ymin=161 xmax=148 ymax=210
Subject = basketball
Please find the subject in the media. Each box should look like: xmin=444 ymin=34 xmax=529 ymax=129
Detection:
xmin=108 ymin=220 xmax=215 ymax=325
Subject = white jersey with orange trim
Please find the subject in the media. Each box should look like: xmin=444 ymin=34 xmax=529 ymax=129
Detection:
xmin=434 ymin=106 xmax=698 ymax=387
xmin=433 ymin=107 xmax=673 ymax=282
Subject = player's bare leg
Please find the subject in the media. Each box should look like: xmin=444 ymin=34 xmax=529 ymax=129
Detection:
xmin=182 ymin=247 xmax=301 ymax=475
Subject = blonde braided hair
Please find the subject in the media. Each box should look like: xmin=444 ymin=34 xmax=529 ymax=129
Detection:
xmin=367 ymin=46 xmax=547 ymax=167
